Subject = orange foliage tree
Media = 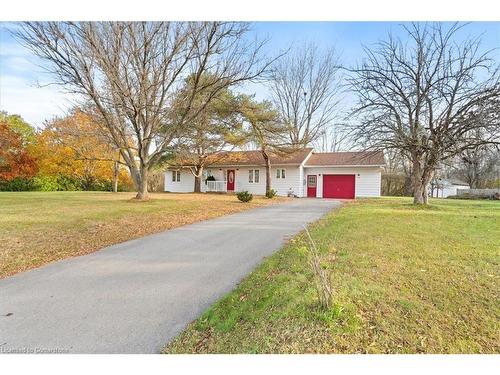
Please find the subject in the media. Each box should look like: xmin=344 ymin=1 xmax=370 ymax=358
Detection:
xmin=0 ymin=121 xmax=38 ymax=181
xmin=34 ymin=109 xmax=132 ymax=191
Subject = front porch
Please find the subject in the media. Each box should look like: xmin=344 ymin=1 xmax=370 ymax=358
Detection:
xmin=204 ymin=168 xmax=237 ymax=193
xmin=166 ymin=166 xmax=266 ymax=196
xmin=206 ymin=180 xmax=228 ymax=193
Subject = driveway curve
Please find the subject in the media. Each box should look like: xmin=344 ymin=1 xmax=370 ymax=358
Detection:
xmin=0 ymin=199 xmax=340 ymax=353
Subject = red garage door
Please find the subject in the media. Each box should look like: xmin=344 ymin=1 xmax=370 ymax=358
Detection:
xmin=323 ymin=174 xmax=355 ymax=199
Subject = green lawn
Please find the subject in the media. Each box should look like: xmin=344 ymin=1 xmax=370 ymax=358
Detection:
xmin=0 ymin=191 xmax=283 ymax=278
xmin=164 ymin=198 xmax=500 ymax=354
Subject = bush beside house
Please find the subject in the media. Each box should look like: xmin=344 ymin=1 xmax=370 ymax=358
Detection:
xmin=237 ymin=191 xmax=253 ymax=202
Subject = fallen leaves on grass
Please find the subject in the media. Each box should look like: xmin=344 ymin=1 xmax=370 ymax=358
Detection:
xmin=0 ymin=192 xmax=288 ymax=278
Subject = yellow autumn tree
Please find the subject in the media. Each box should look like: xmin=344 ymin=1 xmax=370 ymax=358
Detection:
xmin=33 ymin=109 xmax=133 ymax=191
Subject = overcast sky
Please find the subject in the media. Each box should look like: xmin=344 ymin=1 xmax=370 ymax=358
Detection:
xmin=0 ymin=21 xmax=498 ymax=128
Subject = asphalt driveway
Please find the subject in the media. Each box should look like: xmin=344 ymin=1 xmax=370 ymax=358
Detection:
xmin=0 ymin=198 xmax=340 ymax=353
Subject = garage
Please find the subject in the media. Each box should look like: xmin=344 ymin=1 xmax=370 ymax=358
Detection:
xmin=322 ymin=174 xmax=355 ymax=199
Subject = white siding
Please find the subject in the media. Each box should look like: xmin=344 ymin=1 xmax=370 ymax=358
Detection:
xmin=164 ymin=165 xmax=383 ymax=198
xmin=269 ymin=166 xmax=301 ymax=197
xmin=302 ymin=167 xmax=382 ymax=198
xmin=233 ymin=167 xmax=265 ymax=195
xmin=233 ymin=166 xmax=300 ymax=196
xmin=298 ymin=165 xmax=305 ymax=197
xmin=164 ymin=170 xmax=196 ymax=193
xmin=435 ymin=185 xmax=470 ymax=198
xmin=164 ymin=166 xmax=302 ymax=196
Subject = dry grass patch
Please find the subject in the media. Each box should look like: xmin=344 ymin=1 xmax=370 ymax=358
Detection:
xmin=0 ymin=191 xmax=287 ymax=278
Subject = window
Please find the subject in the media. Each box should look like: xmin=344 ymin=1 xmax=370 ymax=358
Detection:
xmin=172 ymin=170 xmax=180 ymax=182
xmin=276 ymin=168 xmax=286 ymax=179
xmin=308 ymin=175 xmax=316 ymax=187
xmin=249 ymin=169 xmax=260 ymax=183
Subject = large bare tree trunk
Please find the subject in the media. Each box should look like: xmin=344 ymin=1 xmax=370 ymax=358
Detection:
xmin=413 ymin=183 xmax=425 ymax=204
xmin=194 ymin=176 xmax=202 ymax=193
xmin=113 ymin=161 xmax=119 ymax=193
xmin=421 ymin=170 xmax=434 ymax=204
xmin=411 ymin=155 xmax=434 ymax=204
xmin=422 ymin=190 xmax=429 ymax=204
xmin=193 ymin=166 xmax=203 ymax=193
xmin=411 ymin=156 xmax=426 ymax=204
xmin=413 ymin=182 xmax=431 ymax=204
xmin=262 ymin=151 xmax=272 ymax=195
xmin=135 ymin=166 xmax=149 ymax=200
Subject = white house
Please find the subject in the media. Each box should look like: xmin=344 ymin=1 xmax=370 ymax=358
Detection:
xmin=164 ymin=148 xmax=386 ymax=199
xmin=429 ymin=178 xmax=470 ymax=198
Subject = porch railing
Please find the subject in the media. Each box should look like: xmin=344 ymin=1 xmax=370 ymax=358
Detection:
xmin=206 ymin=180 xmax=227 ymax=193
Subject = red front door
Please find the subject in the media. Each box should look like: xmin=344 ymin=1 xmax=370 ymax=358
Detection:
xmin=323 ymin=174 xmax=355 ymax=199
xmin=227 ymin=170 xmax=235 ymax=191
xmin=307 ymin=175 xmax=317 ymax=197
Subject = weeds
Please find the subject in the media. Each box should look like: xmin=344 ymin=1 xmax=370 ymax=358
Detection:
xmin=304 ymin=226 xmax=336 ymax=310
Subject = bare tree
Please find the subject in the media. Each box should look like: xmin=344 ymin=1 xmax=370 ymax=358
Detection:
xmin=347 ymin=22 xmax=500 ymax=204
xmin=269 ymin=43 xmax=342 ymax=147
xmin=448 ymin=100 xmax=500 ymax=188
xmin=14 ymin=22 xmax=275 ymax=199
xmin=446 ymin=143 xmax=500 ymax=188
xmin=315 ymin=125 xmax=351 ymax=152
